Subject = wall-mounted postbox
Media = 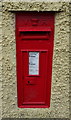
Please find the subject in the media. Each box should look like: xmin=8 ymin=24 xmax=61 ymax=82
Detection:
xmin=16 ymin=12 xmax=54 ymax=108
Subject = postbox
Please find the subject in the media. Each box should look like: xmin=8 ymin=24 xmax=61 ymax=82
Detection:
xmin=15 ymin=12 xmax=54 ymax=108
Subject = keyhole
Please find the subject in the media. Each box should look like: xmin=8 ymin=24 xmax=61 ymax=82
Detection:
xmin=28 ymin=81 xmax=30 ymax=84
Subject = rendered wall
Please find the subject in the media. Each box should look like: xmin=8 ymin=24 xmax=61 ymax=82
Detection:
xmin=0 ymin=1 xmax=2 ymax=119
xmin=0 ymin=1 xmax=70 ymax=119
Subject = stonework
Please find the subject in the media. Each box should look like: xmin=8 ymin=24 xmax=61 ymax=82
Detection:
xmin=0 ymin=0 xmax=70 ymax=119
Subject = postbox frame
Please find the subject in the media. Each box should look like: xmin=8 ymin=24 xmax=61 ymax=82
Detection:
xmin=15 ymin=12 xmax=55 ymax=108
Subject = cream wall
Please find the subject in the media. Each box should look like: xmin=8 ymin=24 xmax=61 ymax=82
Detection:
xmin=0 ymin=1 xmax=70 ymax=119
xmin=0 ymin=1 xmax=2 ymax=120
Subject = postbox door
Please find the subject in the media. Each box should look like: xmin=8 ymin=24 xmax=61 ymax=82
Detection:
xmin=21 ymin=50 xmax=49 ymax=106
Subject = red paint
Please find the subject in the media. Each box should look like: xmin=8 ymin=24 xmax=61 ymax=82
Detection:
xmin=15 ymin=12 xmax=55 ymax=108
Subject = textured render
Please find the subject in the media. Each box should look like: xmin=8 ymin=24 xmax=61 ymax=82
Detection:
xmin=1 ymin=1 xmax=70 ymax=119
xmin=69 ymin=2 xmax=71 ymax=119
xmin=0 ymin=1 xmax=2 ymax=120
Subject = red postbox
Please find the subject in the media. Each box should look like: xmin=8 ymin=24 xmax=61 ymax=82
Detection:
xmin=16 ymin=12 xmax=54 ymax=108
